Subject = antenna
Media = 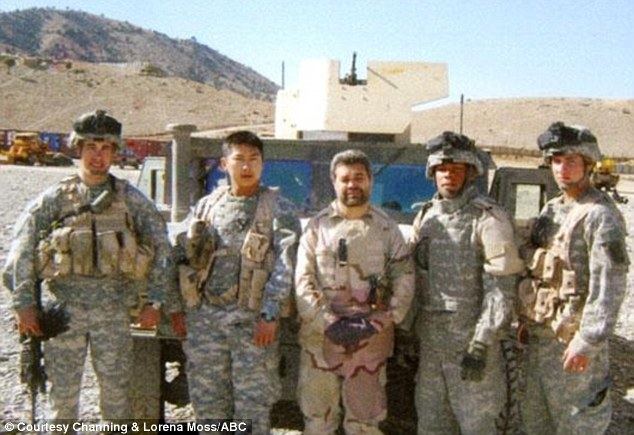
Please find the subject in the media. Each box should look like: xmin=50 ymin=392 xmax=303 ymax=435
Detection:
xmin=459 ymin=94 xmax=464 ymax=134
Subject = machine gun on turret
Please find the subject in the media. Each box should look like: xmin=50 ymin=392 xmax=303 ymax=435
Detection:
xmin=341 ymin=52 xmax=365 ymax=86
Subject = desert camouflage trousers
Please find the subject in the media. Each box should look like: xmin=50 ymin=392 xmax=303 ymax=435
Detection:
xmin=298 ymin=348 xmax=387 ymax=435
xmin=43 ymin=301 xmax=133 ymax=422
xmin=415 ymin=312 xmax=505 ymax=435
xmin=183 ymin=303 xmax=281 ymax=435
xmin=521 ymin=326 xmax=612 ymax=435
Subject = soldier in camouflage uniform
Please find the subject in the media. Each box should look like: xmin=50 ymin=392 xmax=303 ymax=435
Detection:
xmin=177 ymin=131 xmax=300 ymax=434
xmin=519 ymin=122 xmax=629 ymax=434
xmin=409 ymin=132 xmax=524 ymax=434
xmin=295 ymin=149 xmax=414 ymax=434
xmin=4 ymin=110 xmax=176 ymax=423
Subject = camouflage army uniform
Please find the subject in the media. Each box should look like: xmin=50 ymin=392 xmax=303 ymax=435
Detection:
xmin=521 ymin=186 xmax=629 ymax=434
xmin=410 ymin=185 xmax=524 ymax=434
xmin=182 ymin=186 xmax=300 ymax=435
xmin=6 ymin=174 xmax=174 ymax=422
xmin=295 ymin=201 xmax=414 ymax=434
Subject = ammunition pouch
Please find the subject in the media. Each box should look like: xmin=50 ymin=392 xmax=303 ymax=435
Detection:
xmin=518 ymin=248 xmax=584 ymax=344
xmin=37 ymin=227 xmax=153 ymax=280
xmin=238 ymin=229 xmax=273 ymax=311
xmin=177 ymin=218 xmax=216 ymax=309
xmin=183 ymin=218 xmax=215 ymax=270
xmin=37 ymin=227 xmax=73 ymax=279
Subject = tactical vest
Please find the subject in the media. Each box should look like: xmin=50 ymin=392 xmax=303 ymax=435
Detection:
xmin=518 ymin=200 xmax=595 ymax=343
xmin=410 ymin=195 xmax=500 ymax=312
xmin=179 ymin=186 xmax=285 ymax=314
xmin=36 ymin=175 xmax=153 ymax=281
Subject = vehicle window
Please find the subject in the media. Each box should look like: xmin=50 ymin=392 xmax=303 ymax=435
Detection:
xmin=514 ymin=184 xmax=542 ymax=220
xmin=203 ymin=159 xmax=432 ymax=215
xmin=262 ymin=160 xmax=312 ymax=207
xmin=204 ymin=159 xmax=312 ymax=208
xmin=371 ymin=163 xmax=435 ymax=213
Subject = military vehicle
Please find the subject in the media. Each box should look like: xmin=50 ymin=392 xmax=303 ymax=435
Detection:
xmin=114 ymin=148 xmax=142 ymax=169
xmin=131 ymin=124 xmax=562 ymax=433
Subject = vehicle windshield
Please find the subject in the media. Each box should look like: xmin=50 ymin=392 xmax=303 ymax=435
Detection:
xmin=204 ymin=159 xmax=435 ymax=215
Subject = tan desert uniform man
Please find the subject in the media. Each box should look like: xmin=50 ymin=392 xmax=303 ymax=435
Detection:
xmin=295 ymin=149 xmax=414 ymax=434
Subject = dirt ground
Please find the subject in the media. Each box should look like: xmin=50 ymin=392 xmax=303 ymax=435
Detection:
xmin=0 ymin=163 xmax=632 ymax=434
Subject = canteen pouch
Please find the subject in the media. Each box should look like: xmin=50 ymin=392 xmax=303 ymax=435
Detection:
xmin=241 ymin=229 xmax=270 ymax=263
xmin=248 ymin=268 xmax=269 ymax=311
xmin=51 ymin=227 xmax=73 ymax=277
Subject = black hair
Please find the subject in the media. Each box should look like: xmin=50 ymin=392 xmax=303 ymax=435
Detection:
xmin=222 ymin=130 xmax=264 ymax=158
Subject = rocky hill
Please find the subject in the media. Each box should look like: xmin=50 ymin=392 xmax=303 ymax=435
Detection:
xmin=412 ymin=98 xmax=634 ymax=158
xmin=0 ymin=59 xmax=273 ymax=136
xmin=0 ymin=7 xmax=278 ymax=100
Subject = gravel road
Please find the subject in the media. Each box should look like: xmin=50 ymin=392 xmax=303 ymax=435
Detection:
xmin=0 ymin=164 xmax=631 ymax=433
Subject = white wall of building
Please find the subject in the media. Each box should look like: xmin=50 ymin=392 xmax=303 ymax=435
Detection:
xmin=275 ymin=59 xmax=448 ymax=142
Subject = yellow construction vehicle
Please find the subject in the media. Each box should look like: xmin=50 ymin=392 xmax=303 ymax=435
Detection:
xmin=591 ymin=157 xmax=628 ymax=204
xmin=0 ymin=132 xmax=73 ymax=166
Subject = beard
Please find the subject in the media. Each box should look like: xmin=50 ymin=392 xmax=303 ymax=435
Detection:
xmin=341 ymin=188 xmax=369 ymax=206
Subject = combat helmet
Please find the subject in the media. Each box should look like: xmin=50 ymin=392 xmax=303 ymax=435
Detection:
xmin=425 ymin=131 xmax=483 ymax=179
xmin=537 ymin=122 xmax=601 ymax=164
xmin=69 ymin=110 xmax=122 ymax=149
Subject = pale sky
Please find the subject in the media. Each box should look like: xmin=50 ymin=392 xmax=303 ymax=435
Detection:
xmin=1 ymin=0 xmax=632 ymax=102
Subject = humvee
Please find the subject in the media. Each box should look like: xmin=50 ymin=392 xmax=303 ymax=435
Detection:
xmin=131 ymin=124 xmax=559 ymax=433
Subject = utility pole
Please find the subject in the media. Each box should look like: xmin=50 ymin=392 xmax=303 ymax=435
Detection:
xmin=281 ymin=61 xmax=285 ymax=89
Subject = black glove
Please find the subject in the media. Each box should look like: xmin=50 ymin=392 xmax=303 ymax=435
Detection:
xmin=325 ymin=316 xmax=377 ymax=347
xmin=39 ymin=302 xmax=70 ymax=341
xmin=460 ymin=341 xmax=487 ymax=382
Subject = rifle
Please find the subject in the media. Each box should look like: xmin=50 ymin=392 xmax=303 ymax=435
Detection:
xmin=19 ymin=281 xmax=46 ymax=424
xmin=19 ymin=283 xmax=71 ymax=423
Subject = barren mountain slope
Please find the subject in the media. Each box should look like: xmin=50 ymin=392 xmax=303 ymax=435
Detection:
xmin=0 ymin=61 xmax=273 ymax=136
xmin=412 ymin=98 xmax=634 ymax=158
